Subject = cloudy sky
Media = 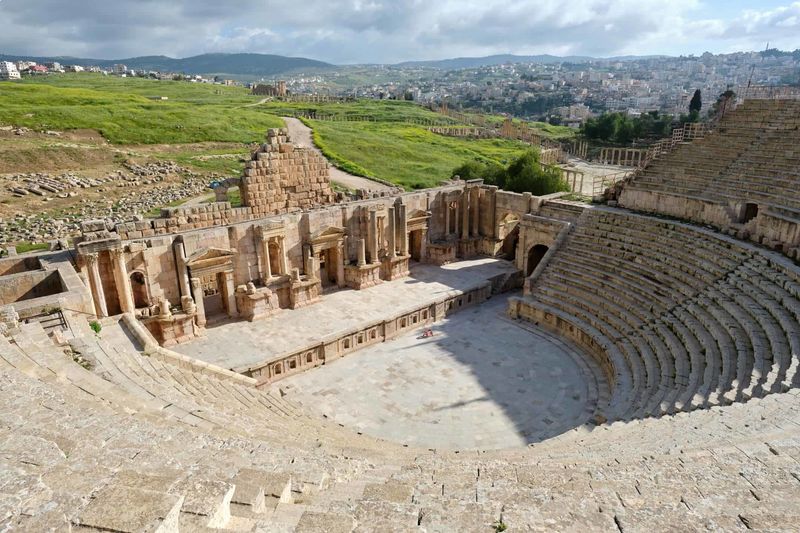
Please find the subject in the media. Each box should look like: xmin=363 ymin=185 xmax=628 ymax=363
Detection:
xmin=0 ymin=0 xmax=798 ymax=63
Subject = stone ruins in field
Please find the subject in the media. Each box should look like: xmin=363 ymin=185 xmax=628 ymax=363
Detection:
xmin=1 ymin=92 xmax=799 ymax=531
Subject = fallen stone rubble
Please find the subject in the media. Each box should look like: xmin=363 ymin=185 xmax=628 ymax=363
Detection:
xmin=0 ymin=162 xmax=218 ymax=247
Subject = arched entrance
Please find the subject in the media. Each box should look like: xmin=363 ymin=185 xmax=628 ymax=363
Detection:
xmin=498 ymin=213 xmax=520 ymax=261
xmin=130 ymin=271 xmax=149 ymax=309
xmin=502 ymin=226 xmax=520 ymax=261
xmin=527 ymin=244 xmax=549 ymax=276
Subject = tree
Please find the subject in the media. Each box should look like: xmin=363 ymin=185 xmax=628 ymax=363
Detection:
xmin=709 ymin=89 xmax=736 ymax=119
xmin=452 ymin=151 xmax=569 ymax=195
xmin=689 ymin=89 xmax=702 ymax=113
xmin=503 ymin=151 xmax=569 ymax=195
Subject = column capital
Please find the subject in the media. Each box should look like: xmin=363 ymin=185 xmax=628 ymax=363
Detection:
xmin=85 ymin=252 xmax=99 ymax=265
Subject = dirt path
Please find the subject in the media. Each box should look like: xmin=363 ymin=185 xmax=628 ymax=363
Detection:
xmin=281 ymin=117 xmax=396 ymax=193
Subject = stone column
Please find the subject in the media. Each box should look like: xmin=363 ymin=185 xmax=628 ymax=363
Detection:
xmin=336 ymin=241 xmax=346 ymax=288
xmin=111 ymin=248 xmax=135 ymax=314
xmin=173 ymin=241 xmax=191 ymax=299
xmin=86 ymin=252 xmax=108 ymax=318
xmin=222 ymin=271 xmax=237 ymax=318
xmin=387 ymin=206 xmax=397 ymax=259
xmin=444 ymin=199 xmax=451 ymax=237
xmin=357 ymin=238 xmax=367 ymax=266
xmin=368 ymin=210 xmax=379 ymax=263
xmin=461 ymin=190 xmax=470 ymax=240
xmin=471 ymin=187 xmax=480 ymax=238
xmin=398 ymin=204 xmax=408 ymax=256
xmin=190 ymin=277 xmax=206 ymax=327
xmin=303 ymin=244 xmax=314 ymax=276
xmin=279 ymin=236 xmax=289 ymax=276
xmin=420 ymin=229 xmax=428 ymax=262
xmin=454 ymin=201 xmax=460 ymax=237
xmin=262 ymin=238 xmax=272 ymax=280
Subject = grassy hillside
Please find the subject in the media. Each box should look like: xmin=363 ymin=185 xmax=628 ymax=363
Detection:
xmin=309 ymin=120 xmax=534 ymax=189
xmin=0 ymin=74 xmax=283 ymax=144
xmin=0 ymin=75 xmax=570 ymax=190
xmin=259 ymin=99 xmax=459 ymax=123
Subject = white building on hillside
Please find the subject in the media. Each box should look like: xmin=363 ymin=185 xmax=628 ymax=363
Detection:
xmin=113 ymin=64 xmax=128 ymax=75
xmin=0 ymin=61 xmax=21 ymax=81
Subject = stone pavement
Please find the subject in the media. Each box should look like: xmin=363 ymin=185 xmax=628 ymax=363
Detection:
xmin=279 ymin=295 xmax=594 ymax=450
xmin=173 ymin=258 xmax=519 ymax=371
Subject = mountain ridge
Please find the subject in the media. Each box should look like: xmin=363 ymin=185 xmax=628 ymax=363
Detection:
xmin=0 ymin=52 xmax=333 ymax=77
xmin=0 ymin=51 xmax=679 ymax=77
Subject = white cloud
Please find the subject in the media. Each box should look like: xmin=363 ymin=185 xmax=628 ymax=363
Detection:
xmin=0 ymin=0 xmax=797 ymax=62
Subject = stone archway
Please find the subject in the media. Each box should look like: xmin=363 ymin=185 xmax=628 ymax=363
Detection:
xmin=130 ymin=271 xmax=149 ymax=309
xmin=502 ymin=226 xmax=520 ymax=261
xmin=527 ymin=244 xmax=549 ymax=276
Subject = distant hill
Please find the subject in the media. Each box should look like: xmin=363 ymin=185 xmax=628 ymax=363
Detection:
xmin=0 ymin=53 xmax=333 ymax=77
xmin=395 ymin=54 xmax=665 ymax=69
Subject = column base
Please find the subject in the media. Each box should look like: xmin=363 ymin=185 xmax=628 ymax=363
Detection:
xmin=344 ymin=263 xmax=382 ymax=290
xmin=380 ymin=255 xmax=410 ymax=281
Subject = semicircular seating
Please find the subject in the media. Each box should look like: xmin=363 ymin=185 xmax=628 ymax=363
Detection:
xmin=625 ymin=99 xmax=800 ymax=211
xmin=517 ymin=207 xmax=800 ymax=423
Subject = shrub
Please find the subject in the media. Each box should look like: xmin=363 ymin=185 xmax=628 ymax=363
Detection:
xmin=452 ymin=151 xmax=569 ymax=195
xmin=89 ymin=320 xmax=102 ymax=334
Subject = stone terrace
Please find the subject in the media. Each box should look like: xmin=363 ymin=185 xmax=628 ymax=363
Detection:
xmin=173 ymin=258 xmax=518 ymax=372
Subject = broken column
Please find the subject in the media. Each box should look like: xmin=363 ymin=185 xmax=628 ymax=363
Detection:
xmin=86 ymin=252 xmax=108 ymax=318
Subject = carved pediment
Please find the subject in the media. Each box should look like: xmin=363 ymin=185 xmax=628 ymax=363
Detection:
xmin=309 ymin=226 xmax=345 ymax=243
xmin=308 ymin=226 xmax=346 ymax=253
xmin=186 ymin=248 xmax=236 ymax=274
xmin=408 ymin=209 xmax=431 ymax=221
xmin=256 ymin=220 xmax=286 ymax=240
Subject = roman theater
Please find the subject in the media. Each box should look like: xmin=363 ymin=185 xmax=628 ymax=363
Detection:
xmin=1 ymin=94 xmax=800 ymax=531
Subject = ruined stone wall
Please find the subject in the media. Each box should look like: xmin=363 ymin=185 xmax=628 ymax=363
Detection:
xmin=240 ymin=129 xmax=334 ymax=216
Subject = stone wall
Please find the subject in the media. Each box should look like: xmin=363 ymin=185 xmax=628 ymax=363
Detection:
xmin=240 ymin=129 xmax=334 ymax=216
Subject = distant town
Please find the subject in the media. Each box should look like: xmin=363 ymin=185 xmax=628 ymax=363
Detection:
xmin=2 ymin=48 xmax=799 ymax=126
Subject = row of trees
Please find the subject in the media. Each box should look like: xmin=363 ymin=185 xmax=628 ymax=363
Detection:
xmin=582 ymin=89 xmax=721 ymax=144
xmin=451 ymin=151 xmax=570 ymax=196
xmin=581 ymin=110 xmax=675 ymax=144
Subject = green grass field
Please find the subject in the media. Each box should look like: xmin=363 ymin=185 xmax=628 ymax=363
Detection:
xmin=257 ymin=99 xmax=459 ymax=124
xmin=309 ymin=120 xmax=536 ymax=189
xmin=0 ymin=74 xmax=283 ymax=144
xmin=0 ymin=74 xmax=575 ymax=190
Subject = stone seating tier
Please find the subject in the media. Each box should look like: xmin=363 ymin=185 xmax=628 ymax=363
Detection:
xmin=626 ymin=99 xmax=800 ymax=212
xmin=516 ymin=208 xmax=800 ymax=422
xmin=3 ymin=318 xmax=800 ymax=530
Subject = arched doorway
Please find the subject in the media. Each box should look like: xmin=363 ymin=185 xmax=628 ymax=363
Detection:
xmin=502 ymin=226 xmax=520 ymax=261
xmin=527 ymin=244 xmax=549 ymax=276
xmin=498 ymin=213 xmax=520 ymax=261
xmin=130 ymin=271 xmax=149 ymax=309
